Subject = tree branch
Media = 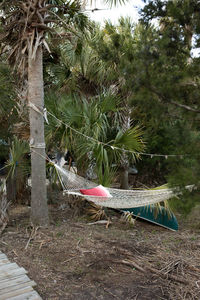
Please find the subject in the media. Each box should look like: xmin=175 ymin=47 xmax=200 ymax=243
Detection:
xmin=150 ymin=86 xmax=200 ymax=113
xmin=31 ymin=23 xmax=52 ymax=30
xmin=170 ymin=101 xmax=200 ymax=113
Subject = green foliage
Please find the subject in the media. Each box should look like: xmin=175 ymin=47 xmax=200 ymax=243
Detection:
xmin=0 ymin=0 xmax=195 ymax=215
xmin=5 ymin=137 xmax=30 ymax=203
xmin=44 ymin=28 xmax=111 ymax=96
xmin=6 ymin=137 xmax=30 ymax=179
xmin=113 ymin=127 xmax=144 ymax=153
xmin=87 ymin=14 xmax=200 ymax=216
xmin=0 ymin=63 xmax=17 ymax=161
xmin=45 ymin=90 xmax=144 ymax=185
xmin=45 ymin=12 xmax=200 ymax=192
xmin=166 ymin=130 xmax=200 ymax=214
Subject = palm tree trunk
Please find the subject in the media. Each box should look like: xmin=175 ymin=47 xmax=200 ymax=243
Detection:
xmin=120 ymin=165 xmax=129 ymax=190
xmin=6 ymin=172 xmax=16 ymax=203
xmin=185 ymin=24 xmax=193 ymax=51
xmin=120 ymin=107 xmax=131 ymax=190
xmin=28 ymin=46 xmax=48 ymax=226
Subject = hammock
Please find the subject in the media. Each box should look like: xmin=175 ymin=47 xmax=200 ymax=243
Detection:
xmin=54 ymin=164 xmax=181 ymax=209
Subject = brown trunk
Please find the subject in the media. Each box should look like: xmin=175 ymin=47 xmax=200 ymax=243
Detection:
xmin=28 ymin=46 xmax=49 ymax=226
xmin=120 ymin=168 xmax=129 ymax=190
xmin=6 ymin=173 xmax=16 ymax=203
xmin=120 ymin=107 xmax=131 ymax=190
xmin=185 ymin=24 xmax=193 ymax=51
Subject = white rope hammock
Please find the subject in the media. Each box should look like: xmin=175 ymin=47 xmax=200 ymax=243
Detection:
xmin=54 ymin=164 xmax=188 ymax=209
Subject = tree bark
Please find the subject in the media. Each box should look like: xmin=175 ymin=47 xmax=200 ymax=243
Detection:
xmin=28 ymin=46 xmax=49 ymax=226
xmin=120 ymin=107 xmax=131 ymax=190
xmin=6 ymin=173 xmax=16 ymax=203
xmin=120 ymin=167 xmax=129 ymax=190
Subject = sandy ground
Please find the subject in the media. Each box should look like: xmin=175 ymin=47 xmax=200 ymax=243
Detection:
xmin=1 ymin=202 xmax=200 ymax=300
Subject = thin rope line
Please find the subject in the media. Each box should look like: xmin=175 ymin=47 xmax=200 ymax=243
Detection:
xmin=30 ymin=149 xmax=76 ymax=192
xmin=47 ymin=110 xmax=112 ymax=146
xmin=30 ymin=149 xmax=68 ymax=189
xmin=46 ymin=110 xmax=195 ymax=158
xmin=30 ymin=148 xmax=53 ymax=163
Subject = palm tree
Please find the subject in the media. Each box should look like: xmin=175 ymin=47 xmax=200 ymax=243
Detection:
xmin=89 ymin=18 xmax=143 ymax=188
xmin=0 ymin=0 xmax=129 ymax=226
xmin=45 ymin=91 xmax=144 ymax=187
xmin=43 ymin=27 xmax=113 ymax=97
xmin=45 ymin=18 xmax=144 ymax=189
xmin=0 ymin=0 xmax=89 ymax=225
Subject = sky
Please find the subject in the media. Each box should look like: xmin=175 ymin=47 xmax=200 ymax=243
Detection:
xmin=86 ymin=0 xmax=144 ymax=25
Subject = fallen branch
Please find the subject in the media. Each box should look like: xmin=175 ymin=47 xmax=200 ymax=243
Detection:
xmin=121 ymin=259 xmax=145 ymax=273
xmin=120 ymin=259 xmax=190 ymax=285
xmin=0 ymin=222 xmax=8 ymax=236
xmin=145 ymin=264 xmax=189 ymax=285
xmin=87 ymin=220 xmax=111 ymax=228
xmin=160 ymin=259 xmax=180 ymax=274
xmin=184 ymin=262 xmax=200 ymax=273
xmin=25 ymin=225 xmax=40 ymax=250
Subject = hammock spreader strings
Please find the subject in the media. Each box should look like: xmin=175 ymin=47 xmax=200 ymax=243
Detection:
xmin=55 ymin=164 xmax=97 ymax=190
xmin=54 ymin=164 xmax=181 ymax=209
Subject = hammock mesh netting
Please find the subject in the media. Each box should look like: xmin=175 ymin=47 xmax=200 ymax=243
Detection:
xmin=55 ymin=164 xmax=178 ymax=209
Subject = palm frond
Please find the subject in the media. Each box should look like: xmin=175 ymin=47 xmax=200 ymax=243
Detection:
xmin=104 ymin=0 xmax=130 ymax=8
xmin=110 ymin=126 xmax=145 ymax=163
xmin=86 ymin=202 xmax=107 ymax=221
xmin=6 ymin=137 xmax=30 ymax=179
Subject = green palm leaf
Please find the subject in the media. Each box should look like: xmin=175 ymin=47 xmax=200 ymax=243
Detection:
xmin=6 ymin=137 xmax=30 ymax=178
xmin=113 ymin=126 xmax=145 ymax=153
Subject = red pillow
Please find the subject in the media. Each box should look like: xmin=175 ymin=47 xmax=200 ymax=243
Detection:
xmin=80 ymin=185 xmax=112 ymax=197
